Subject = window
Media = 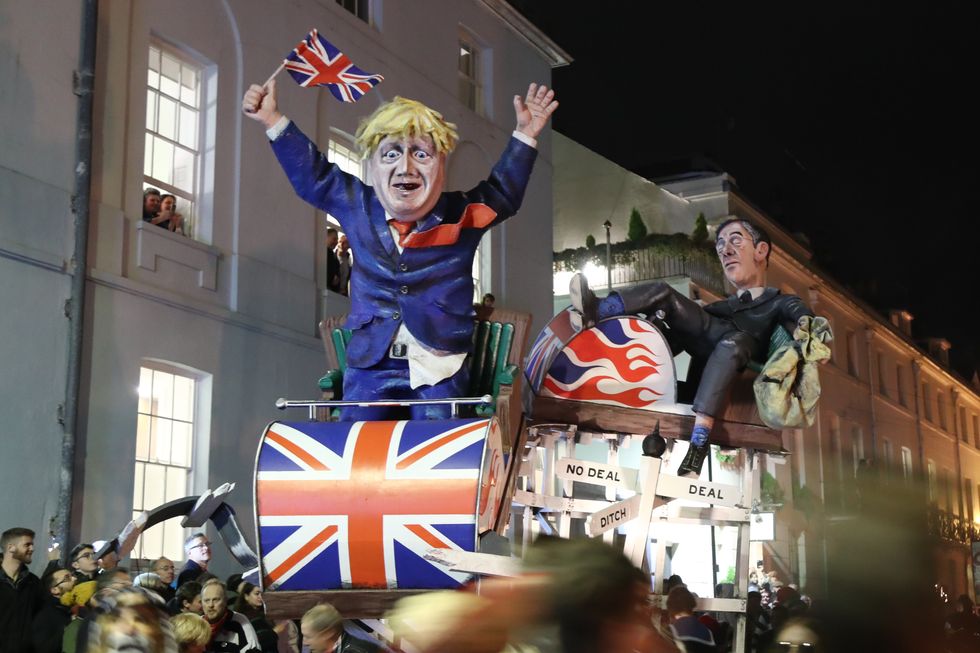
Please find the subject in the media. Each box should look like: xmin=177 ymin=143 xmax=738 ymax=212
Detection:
xmin=927 ymin=460 xmax=937 ymax=503
xmin=896 ymin=364 xmax=908 ymax=407
xmin=922 ymin=382 xmax=932 ymax=421
xmin=336 ymin=0 xmax=369 ymax=22
xmin=959 ymin=407 xmax=968 ymax=442
xmin=458 ymin=33 xmax=483 ymax=114
xmin=901 ymin=447 xmax=913 ymax=483
xmin=942 ymin=468 xmax=955 ymax=513
xmin=324 ymin=136 xmax=362 ymax=232
xmin=882 ymin=438 xmax=893 ymax=473
xmin=133 ymin=364 xmax=198 ymax=560
xmin=965 ymin=479 xmax=974 ymax=523
xmin=974 ymin=414 xmax=980 ymax=448
xmin=145 ymin=43 xmax=203 ymax=239
xmin=846 ymin=330 xmax=859 ymax=378
xmin=851 ymin=427 xmax=864 ymax=477
xmin=937 ymin=391 xmax=948 ymax=431
xmin=877 ymin=351 xmax=888 ymax=396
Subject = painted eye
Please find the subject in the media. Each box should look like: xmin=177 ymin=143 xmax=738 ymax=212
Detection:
xmin=414 ymin=149 xmax=430 ymax=161
xmin=382 ymin=149 xmax=400 ymax=161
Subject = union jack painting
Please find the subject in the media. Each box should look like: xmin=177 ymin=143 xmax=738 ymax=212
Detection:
xmin=283 ymin=29 xmax=384 ymax=102
xmin=255 ymin=418 xmax=494 ymax=591
xmin=539 ymin=317 xmax=677 ymax=409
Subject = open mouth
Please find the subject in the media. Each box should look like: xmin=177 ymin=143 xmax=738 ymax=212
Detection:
xmin=392 ymin=182 xmax=420 ymax=193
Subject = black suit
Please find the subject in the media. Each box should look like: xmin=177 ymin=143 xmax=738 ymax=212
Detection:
xmin=614 ymin=282 xmax=812 ymax=417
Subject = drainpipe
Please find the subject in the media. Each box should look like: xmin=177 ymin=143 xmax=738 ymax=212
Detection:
xmin=952 ymin=389 xmax=965 ymax=522
xmin=56 ymin=0 xmax=98 ymax=553
xmin=864 ymin=327 xmax=878 ymax=464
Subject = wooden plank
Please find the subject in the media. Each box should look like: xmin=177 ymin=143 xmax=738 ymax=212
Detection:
xmin=264 ymin=589 xmax=425 ymax=620
xmin=528 ymin=396 xmax=783 ymax=452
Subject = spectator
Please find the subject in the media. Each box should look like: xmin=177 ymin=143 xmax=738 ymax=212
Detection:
xmin=173 ymin=612 xmax=212 ymax=653
xmin=175 ymin=580 xmax=204 ymax=615
xmin=226 ymin=572 xmax=244 ymax=604
xmin=93 ymin=539 xmax=119 ymax=572
xmin=481 ymin=293 xmax=495 ymax=308
xmin=89 ymin=587 xmax=173 ymax=653
xmin=666 ymin=585 xmax=715 ymax=653
xmin=96 ymin=566 xmax=132 ymax=592
xmin=178 ymin=532 xmax=212 ymax=586
xmin=234 ymin=582 xmax=279 ymax=653
xmin=336 ymin=234 xmax=352 ymax=296
xmin=301 ymin=603 xmax=380 ymax=653
xmin=745 ymin=590 xmax=771 ymax=653
xmin=152 ymin=556 xmax=177 ymax=602
xmin=143 ymin=187 xmax=163 ymax=224
xmin=70 ymin=542 xmax=99 ymax=582
xmin=32 ymin=567 xmax=74 ymax=653
xmin=201 ymin=578 xmax=261 ymax=653
xmin=159 ymin=193 xmax=185 ymax=234
xmin=134 ymin=572 xmax=169 ymax=601
xmin=326 ymin=227 xmax=341 ymax=292
xmin=0 ymin=526 xmax=44 ymax=653
xmin=947 ymin=594 xmax=980 ymax=653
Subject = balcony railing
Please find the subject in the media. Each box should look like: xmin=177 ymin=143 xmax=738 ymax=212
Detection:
xmin=927 ymin=507 xmax=980 ymax=545
xmin=553 ymin=244 xmax=726 ymax=296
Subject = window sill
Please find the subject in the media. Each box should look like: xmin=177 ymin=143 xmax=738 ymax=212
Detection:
xmin=136 ymin=221 xmax=221 ymax=290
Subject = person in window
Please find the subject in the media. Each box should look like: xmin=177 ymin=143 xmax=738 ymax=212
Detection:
xmin=325 ymin=227 xmax=341 ymax=292
xmin=242 ymin=79 xmax=557 ymax=421
xmin=159 ymin=194 xmax=185 ymax=234
xmin=143 ymin=188 xmax=163 ymax=224
xmin=336 ymin=234 xmax=352 ymax=297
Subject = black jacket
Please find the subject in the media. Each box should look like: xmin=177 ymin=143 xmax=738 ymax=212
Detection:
xmin=704 ymin=288 xmax=812 ymax=360
xmin=31 ymin=595 xmax=71 ymax=653
xmin=0 ymin=565 xmax=44 ymax=653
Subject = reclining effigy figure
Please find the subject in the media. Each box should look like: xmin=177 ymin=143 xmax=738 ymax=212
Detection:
xmin=569 ymin=218 xmax=831 ymax=476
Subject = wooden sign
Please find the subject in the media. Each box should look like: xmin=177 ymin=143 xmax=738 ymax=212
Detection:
xmin=556 ymin=457 xmax=638 ymax=489
xmin=656 ymin=474 xmax=741 ymax=508
xmin=587 ymin=495 xmax=641 ymax=536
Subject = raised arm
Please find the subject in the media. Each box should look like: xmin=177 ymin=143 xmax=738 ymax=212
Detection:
xmin=513 ymin=83 xmax=559 ymax=141
xmin=242 ymin=78 xmax=284 ymax=129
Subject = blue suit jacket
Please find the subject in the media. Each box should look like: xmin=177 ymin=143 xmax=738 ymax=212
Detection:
xmin=271 ymin=122 xmax=538 ymax=368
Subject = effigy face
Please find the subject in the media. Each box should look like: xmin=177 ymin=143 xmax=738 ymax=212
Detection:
xmin=254 ymin=417 xmax=502 ymax=591
xmin=368 ymin=134 xmax=446 ymax=223
xmin=525 ymin=310 xmax=677 ymax=410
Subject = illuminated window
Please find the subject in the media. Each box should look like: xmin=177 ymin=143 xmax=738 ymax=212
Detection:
xmin=133 ymin=364 xmax=198 ymax=561
xmin=937 ymin=391 xmax=948 ymax=431
xmin=927 ymin=460 xmax=937 ymax=503
xmin=144 ymin=43 xmax=203 ymax=239
xmin=901 ymin=447 xmax=913 ymax=483
xmin=458 ymin=34 xmax=483 ymax=114
xmin=922 ymin=382 xmax=932 ymax=421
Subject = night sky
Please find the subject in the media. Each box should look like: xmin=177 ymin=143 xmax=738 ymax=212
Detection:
xmin=510 ymin=3 xmax=979 ymax=379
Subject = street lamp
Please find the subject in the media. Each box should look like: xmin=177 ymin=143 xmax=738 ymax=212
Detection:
xmin=603 ymin=220 xmax=612 ymax=293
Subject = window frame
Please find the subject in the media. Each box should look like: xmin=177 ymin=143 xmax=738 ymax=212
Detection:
xmin=458 ymin=30 xmax=485 ymax=115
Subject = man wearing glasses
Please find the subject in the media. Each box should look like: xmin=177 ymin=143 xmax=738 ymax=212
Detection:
xmin=69 ymin=542 xmax=99 ymax=583
xmin=177 ymin=533 xmax=212 ymax=587
xmin=569 ymin=218 xmax=819 ymax=476
xmin=32 ymin=568 xmax=75 ymax=653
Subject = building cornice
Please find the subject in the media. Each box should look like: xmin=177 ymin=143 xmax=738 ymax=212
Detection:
xmin=477 ymin=0 xmax=573 ymax=68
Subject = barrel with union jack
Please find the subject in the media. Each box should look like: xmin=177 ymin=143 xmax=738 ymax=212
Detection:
xmin=253 ymin=417 xmax=504 ymax=591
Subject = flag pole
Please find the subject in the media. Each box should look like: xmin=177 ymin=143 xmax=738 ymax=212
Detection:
xmin=262 ymin=61 xmax=285 ymax=88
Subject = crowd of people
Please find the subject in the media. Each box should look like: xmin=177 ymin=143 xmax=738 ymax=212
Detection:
xmin=5 ymin=524 xmax=980 ymax=653
xmin=0 ymin=528 xmax=380 ymax=653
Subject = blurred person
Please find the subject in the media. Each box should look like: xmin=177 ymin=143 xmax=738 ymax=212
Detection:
xmin=225 ymin=573 xmax=244 ymax=604
xmin=172 ymin=613 xmax=211 ymax=653
xmin=33 ymin=567 xmax=74 ymax=653
xmin=233 ymin=583 xmax=278 ymax=653
xmin=178 ymin=533 xmax=211 ymax=587
xmin=946 ymin=594 xmax=980 ymax=653
xmin=326 ymin=227 xmax=341 ymax=293
xmin=71 ymin=543 xmax=100 ymax=582
xmin=134 ymin=573 xmax=169 ymax=600
xmin=665 ymin=574 xmax=685 ymax=594
xmin=666 ymin=585 xmax=715 ymax=653
xmin=763 ymin=617 xmax=822 ymax=653
xmin=481 ymin=293 xmax=495 ymax=308
xmin=336 ymin=234 xmax=352 ymax=296
xmin=744 ymin=590 xmax=771 ymax=653
xmin=88 ymin=587 xmax=174 ymax=653
xmin=301 ymin=603 xmax=380 ymax=653
xmin=175 ymin=581 xmax=203 ymax=616
xmin=0 ymin=526 xmax=44 ymax=653
xmin=200 ymin=579 xmax=260 ymax=653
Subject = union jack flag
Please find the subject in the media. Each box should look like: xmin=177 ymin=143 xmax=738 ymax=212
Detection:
xmin=282 ymin=29 xmax=384 ymax=102
xmin=255 ymin=418 xmax=490 ymax=591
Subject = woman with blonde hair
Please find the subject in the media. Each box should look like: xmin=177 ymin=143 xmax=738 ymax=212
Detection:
xmin=170 ymin=613 xmax=210 ymax=653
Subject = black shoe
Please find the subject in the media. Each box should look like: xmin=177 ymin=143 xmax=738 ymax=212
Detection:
xmin=569 ymin=272 xmax=599 ymax=331
xmin=677 ymin=442 xmax=709 ymax=477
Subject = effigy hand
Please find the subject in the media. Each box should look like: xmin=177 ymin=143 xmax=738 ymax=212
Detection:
xmin=242 ymin=78 xmax=284 ymax=129
xmin=514 ymin=83 xmax=558 ymax=140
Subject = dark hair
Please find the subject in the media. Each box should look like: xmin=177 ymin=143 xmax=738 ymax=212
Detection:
xmin=176 ymin=581 xmax=202 ymax=608
xmin=226 ymin=573 xmax=243 ymax=595
xmin=666 ymin=585 xmax=697 ymax=616
xmin=143 ymin=187 xmax=161 ymax=198
xmin=96 ymin=567 xmax=130 ymax=591
xmin=232 ymin=582 xmax=262 ymax=617
xmin=326 ymin=227 xmax=338 ymax=236
xmin=0 ymin=527 xmax=34 ymax=549
xmin=161 ymin=193 xmax=176 ymax=205
xmin=43 ymin=567 xmax=69 ymax=591
xmin=716 ymin=217 xmax=772 ymax=264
